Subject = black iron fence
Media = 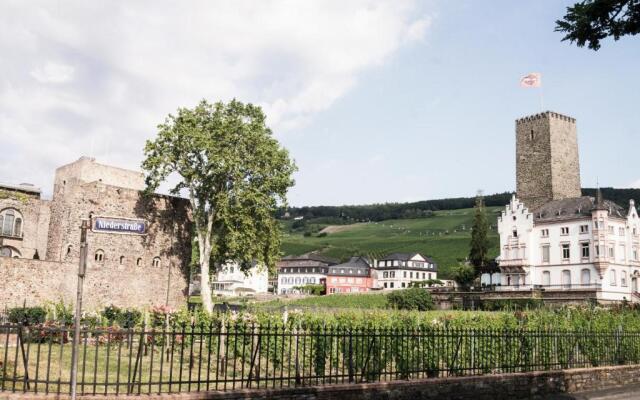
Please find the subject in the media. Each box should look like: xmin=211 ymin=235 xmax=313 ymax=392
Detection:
xmin=2 ymin=323 xmax=640 ymax=395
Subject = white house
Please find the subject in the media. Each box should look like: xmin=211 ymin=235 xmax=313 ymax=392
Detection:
xmin=211 ymin=261 xmax=269 ymax=297
xmin=373 ymin=253 xmax=438 ymax=290
xmin=276 ymin=253 xmax=337 ymax=294
xmin=496 ymin=194 xmax=640 ymax=302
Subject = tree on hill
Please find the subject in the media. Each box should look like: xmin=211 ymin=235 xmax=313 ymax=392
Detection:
xmin=469 ymin=192 xmax=490 ymax=270
xmin=556 ymin=0 xmax=640 ymax=50
xmin=142 ymin=99 xmax=296 ymax=313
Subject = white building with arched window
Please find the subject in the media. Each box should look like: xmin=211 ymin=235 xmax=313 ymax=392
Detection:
xmin=496 ymin=194 xmax=640 ymax=302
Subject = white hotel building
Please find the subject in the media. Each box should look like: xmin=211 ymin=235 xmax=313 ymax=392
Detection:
xmin=497 ymin=195 xmax=640 ymax=301
xmin=210 ymin=261 xmax=269 ymax=297
xmin=373 ymin=253 xmax=438 ymax=290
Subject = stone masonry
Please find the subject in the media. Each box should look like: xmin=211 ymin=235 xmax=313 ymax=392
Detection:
xmin=0 ymin=157 xmax=192 ymax=310
xmin=516 ymin=111 xmax=582 ymax=211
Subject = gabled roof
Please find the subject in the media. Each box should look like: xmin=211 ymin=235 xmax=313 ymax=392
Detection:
xmin=379 ymin=252 xmax=435 ymax=264
xmin=532 ymin=196 xmax=626 ymax=221
xmin=280 ymin=253 xmax=339 ymax=265
xmin=327 ymin=256 xmax=371 ymax=276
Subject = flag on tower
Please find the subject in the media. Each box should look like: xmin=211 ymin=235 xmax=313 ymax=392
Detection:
xmin=520 ymin=73 xmax=541 ymax=88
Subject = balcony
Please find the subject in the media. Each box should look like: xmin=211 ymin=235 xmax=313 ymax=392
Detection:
xmin=498 ymin=258 xmax=526 ymax=267
xmin=0 ymin=231 xmax=24 ymax=240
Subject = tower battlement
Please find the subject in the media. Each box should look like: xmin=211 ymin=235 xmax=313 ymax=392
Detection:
xmin=516 ymin=111 xmax=576 ymax=125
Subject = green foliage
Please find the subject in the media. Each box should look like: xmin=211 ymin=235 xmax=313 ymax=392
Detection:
xmin=0 ymin=189 xmax=30 ymax=204
xmin=469 ymin=193 xmax=490 ymax=268
xmin=293 ymin=284 xmax=326 ymax=295
xmin=255 ymin=293 xmax=389 ymax=311
xmin=316 ymin=232 xmax=327 ymax=238
xmin=101 ymin=305 xmax=142 ymax=328
xmin=452 ymin=264 xmax=477 ymax=290
xmin=556 ymin=0 xmax=640 ymax=50
xmin=386 ymin=288 xmax=435 ymax=311
xmin=478 ymin=298 xmax=544 ymax=311
xmin=8 ymin=306 xmax=46 ymax=325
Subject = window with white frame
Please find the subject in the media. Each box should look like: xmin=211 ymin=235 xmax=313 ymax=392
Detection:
xmin=562 ymin=244 xmax=570 ymax=260
xmin=581 ymin=269 xmax=591 ymax=285
xmin=609 ymin=246 xmax=615 ymax=258
xmin=542 ymin=245 xmax=550 ymax=263
xmin=620 ymin=245 xmax=626 ymax=261
xmin=562 ymin=270 xmax=571 ymax=287
xmin=610 ymin=269 xmax=617 ymax=286
xmin=609 ymin=226 xmax=615 ymax=234
xmin=561 ymin=227 xmax=569 ymax=235
xmin=542 ymin=271 xmax=551 ymax=286
xmin=581 ymin=242 xmax=590 ymax=259
xmin=541 ymin=229 xmax=549 ymax=237
xmin=619 ymin=227 xmax=626 ymax=236
xmin=579 ymin=225 xmax=589 ymax=234
xmin=621 ymin=271 xmax=628 ymax=287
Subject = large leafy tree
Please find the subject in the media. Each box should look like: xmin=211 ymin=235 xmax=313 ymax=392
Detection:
xmin=143 ymin=99 xmax=296 ymax=313
xmin=556 ymin=0 xmax=640 ymax=50
xmin=468 ymin=192 xmax=489 ymax=270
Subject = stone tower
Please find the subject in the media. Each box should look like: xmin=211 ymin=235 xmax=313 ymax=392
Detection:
xmin=515 ymin=111 xmax=581 ymax=210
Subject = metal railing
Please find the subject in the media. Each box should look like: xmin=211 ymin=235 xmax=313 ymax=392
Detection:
xmin=2 ymin=323 xmax=640 ymax=395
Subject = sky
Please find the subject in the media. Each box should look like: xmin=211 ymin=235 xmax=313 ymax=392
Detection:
xmin=0 ymin=0 xmax=638 ymax=206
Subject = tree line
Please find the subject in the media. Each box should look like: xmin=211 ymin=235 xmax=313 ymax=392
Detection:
xmin=279 ymin=188 xmax=640 ymax=222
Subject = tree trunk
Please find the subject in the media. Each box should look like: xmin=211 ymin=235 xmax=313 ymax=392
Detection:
xmin=200 ymin=258 xmax=213 ymax=314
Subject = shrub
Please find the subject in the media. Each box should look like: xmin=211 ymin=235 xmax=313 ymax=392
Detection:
xmin=317 ymin=232 xmax=327 ymax=238
xmin=101 ymin=305 xmax=142 ymax=328
xmin=303 ymin=231 xmax=312 ymax=237
xmin=8 ymin=306 xmax=47 ymax=326
xmin=386 ymin=288 xmax=435 ymax=311
xmin=452 ymin=264 xmax=477 ymax=289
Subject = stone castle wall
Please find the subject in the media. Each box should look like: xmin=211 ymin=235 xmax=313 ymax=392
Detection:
xmin=0 ymin=195 xmax=50 ymax=259
xmin=516 ymin=111 xmax=581 ymax=211
xmin=0 ymin=257 xmax=187 ymax=310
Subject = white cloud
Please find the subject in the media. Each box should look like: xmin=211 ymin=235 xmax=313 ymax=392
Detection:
xmin=31 ymin=62 xmax=75 ymax=84
xmin=0 ymin=0 xmax=431 ymax=195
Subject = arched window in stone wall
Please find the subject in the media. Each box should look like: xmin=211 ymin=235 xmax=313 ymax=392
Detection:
xmin=0 ymin=246 xmax=21 ymax=258
xmin=152 ymin=257 xmax=161 ymax=267
xmin=0 ymin=208 xmax=23 ymax=237
xmin=94 ymin=249 xmax=105 ymax=262
xmin=120 ymin=256 xmax=125 ymax=265
xmin=136 ymin=258 xmax=142 ymax=267
xmin=66 ymin=245 xmax=72 ymax=257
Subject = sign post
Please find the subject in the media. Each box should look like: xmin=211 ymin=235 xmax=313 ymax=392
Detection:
xmin=70 ymin=219 xmax=89 ymax=400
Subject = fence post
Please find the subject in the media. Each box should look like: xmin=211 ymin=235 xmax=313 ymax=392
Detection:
xmin=348 ymin=329 xmax=354 ymax=383
xmin=17 ymin=326 xmax=30 ymax=391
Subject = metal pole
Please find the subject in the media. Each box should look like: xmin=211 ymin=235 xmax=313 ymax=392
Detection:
xmin=70 ymin=219 xmax=89 ymax=400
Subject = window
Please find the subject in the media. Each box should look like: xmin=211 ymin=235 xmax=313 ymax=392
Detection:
xmin=542 ymin=245 xmax=550 ymax=263
xmin=622 ymin=271 xmax=628 ymax=287
xmin=94 ymin=250 xmax=104 ymax=262
xmin=403 ymin=271 xmax=407 ymax=278
xmin=384 ymin=282 xmax=388 ymax=288
xmin=281 ymin=277 xmax=286 ymax=284
xmin=609 ymin=226 xmax=615 ymax=234
xmin=594 ymin=220 xmax=600 ymax=229
xmin=541 ymin=229 xmax=549 ymax=238
xmin=530 ymin=129 xmax=534 ymax=140
xmin=119 ymin=256 xmax=125 ymax=265
xmin=620 ymin=245 xmax=626 ymax=261
xmin=512 ymin=229 xmax=518 ymax=238
xmin=0 ymin=209 xmax=23 ymax=237
xmin=579 ymin=225 xmax=589 ymax=234
xmin=562 ymin=244 xmax=570 ymax=260
xmin=390 ymin=271 xmax=395 ymax=278
xmin=562 ymin=270 xmax=571 ymax=288
xmin=409 ymin=272 xmax=413 ymax=279
xmin=610 ymin=269 xmax=617 ymax=286
xmin=581 ymin=242 xmax=590 ymax=259
xmin=66 ymin=245 xmax=72 ymax=256
xmin=581 ymin=269 xmax=591 ymax=286
xmin=136 ymin=258 xmax=142 ymax=267
xmin=383 ymin=272 xmax=388 ymax=278
xmin=619 ymin=227 xmax=626 ymax=236
xmin=390 ymin=282 xmax=394 ymax=288
xmin=609 ymin=246 xmax=615 ymax=258
xmin=542 ymin=271 xmax=551 ymax=286
xmin=401 ymin=282 xmax=406 ymax=288
xmin=561 ymin=227 xmax=569 ymax=235
xmin=634 ymin=248 xmax=638 ymax=261
xmin=152 ymin=257 xmax=161 ymax=267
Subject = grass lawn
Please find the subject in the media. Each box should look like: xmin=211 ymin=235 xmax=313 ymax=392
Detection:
xmin=280 ymin=207 xmax=501 ymax=278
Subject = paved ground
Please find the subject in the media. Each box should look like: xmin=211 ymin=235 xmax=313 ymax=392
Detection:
xmin=545 ymin=384 xmax=640 ymax=399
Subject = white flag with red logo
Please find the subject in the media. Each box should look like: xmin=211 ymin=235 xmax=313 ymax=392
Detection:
xmin=520 ymin=73 xmax=541 ymax=88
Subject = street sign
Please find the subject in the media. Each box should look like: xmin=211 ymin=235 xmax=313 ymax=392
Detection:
xmin=91 ymin=216 xmax=147 ymax=235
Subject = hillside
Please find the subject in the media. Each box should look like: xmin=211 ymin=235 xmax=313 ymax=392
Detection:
xmin=280 ymin=207 xmax=501 ymax=279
